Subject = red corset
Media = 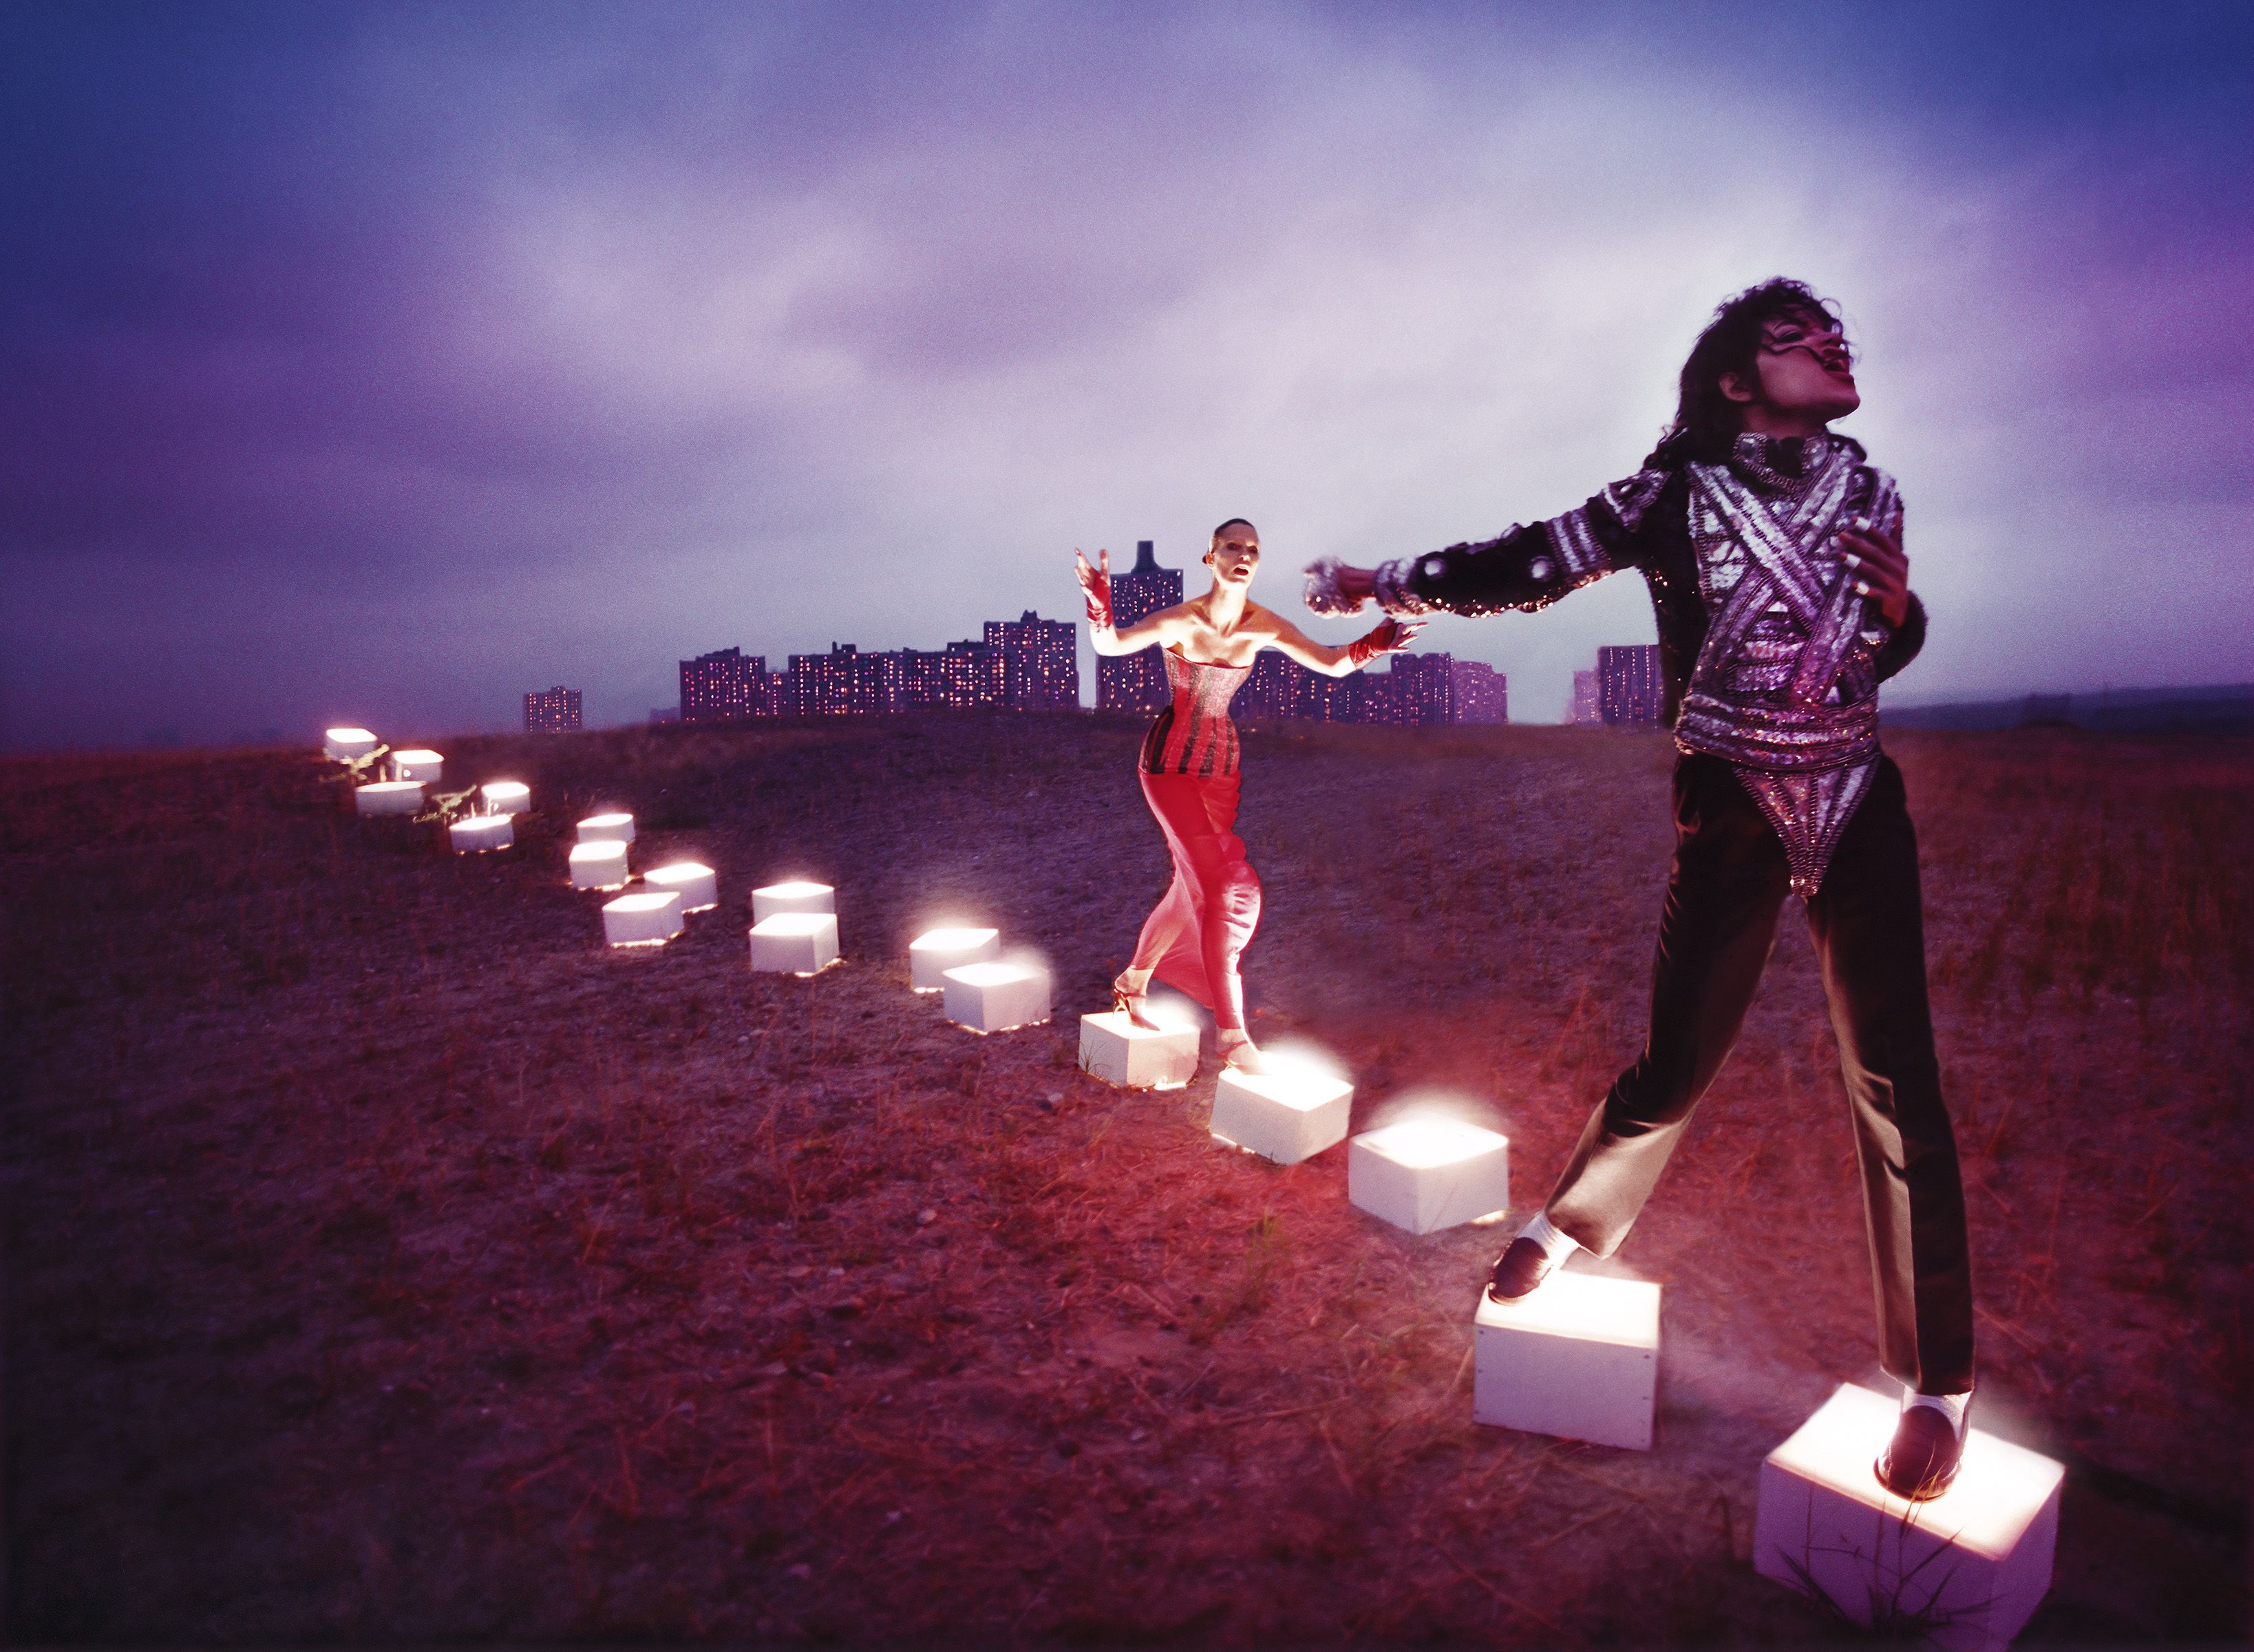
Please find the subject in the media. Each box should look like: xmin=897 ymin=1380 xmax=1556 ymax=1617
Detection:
xmin=1138 ymin=650 xmax=1249 ymax=776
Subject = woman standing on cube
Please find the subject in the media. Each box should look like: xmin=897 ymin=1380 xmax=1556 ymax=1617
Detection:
xmin=1075 ymin=518 xmax=1415 ymax=1073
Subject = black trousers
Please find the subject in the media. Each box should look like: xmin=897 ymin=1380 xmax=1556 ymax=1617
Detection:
xmin=1546 ymin=752 xmax=1975 ymax=1396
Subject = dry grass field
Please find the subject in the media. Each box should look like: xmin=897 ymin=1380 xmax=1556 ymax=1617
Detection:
xmin=5 ymin=714 xmax=2248 ymax=1645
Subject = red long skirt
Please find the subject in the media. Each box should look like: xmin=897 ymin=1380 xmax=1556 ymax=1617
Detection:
xmin=1131 ymin=771 xmax=1263 ymax=1032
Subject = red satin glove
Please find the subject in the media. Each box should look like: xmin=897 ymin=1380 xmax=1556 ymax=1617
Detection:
xmin=1074 ymin=549 xmax=1115 ymax=630
xmin=1346 ymin=618 xmax=1410 ymax=667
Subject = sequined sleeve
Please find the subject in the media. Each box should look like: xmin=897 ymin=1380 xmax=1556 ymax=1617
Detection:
xmin=1876 ymin=593 xmax=1926 ymax=681
xmin=1859 ymin=481 xmax=1922 ymax=681
xmin=1372 ymin=467 xmax=1677 ymax=617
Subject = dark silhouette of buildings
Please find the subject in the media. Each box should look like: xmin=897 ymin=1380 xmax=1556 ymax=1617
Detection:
xmin=1452 ymin=659 xmax=1509 ymax=724
xmin=1597 ymin=644 xmax=1665 ymax=726
xmin=676 ymin=616 xmax=1076 ymax=723
xmin=679 ymin=648 xmax=768 ymax=721
xmin=670 ymin=545 xmax=1514 ymax=730
xmin=524 ymin=685 xmax=582 ymax=733
xmin=1570 ymin=668 xmax=1601 ymax=724
xmin=987 ymin=611 xmax=1078 ymax=709
xmin=1096 ymin=540 xmax=1182 ymax=713
xmin=1239 ymin=650 xmax=1507 ymax=727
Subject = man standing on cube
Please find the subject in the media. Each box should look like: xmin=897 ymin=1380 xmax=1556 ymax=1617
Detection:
xmin=1307 ymin=279 xmax=1975 ymax=1500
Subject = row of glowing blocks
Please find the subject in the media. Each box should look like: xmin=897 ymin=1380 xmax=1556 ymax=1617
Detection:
xmin=358 ymin=776 xmax=531 ymax=825
xmin=749 ymin=882 xmax=839 ymax=973
xmin=587 ymin=816 xmax=724 ymax=946
xmin=328 ymin=723 xmax=445 ymax=784
xmin=600 ymin=865 xmax=723 ymax=946
xmin=906 ymin=928 xmax=1051 ymax=1032
xmin=1182 ymin=1050 xmax=2059 ymax=1644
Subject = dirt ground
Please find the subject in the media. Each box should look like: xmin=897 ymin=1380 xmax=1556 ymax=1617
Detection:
xmin=5 ymin=715 xmax=2247 ymax=1645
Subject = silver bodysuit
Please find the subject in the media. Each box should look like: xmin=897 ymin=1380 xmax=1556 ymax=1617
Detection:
xmin=1674 ymin=432 xmax=1900 ymax=897
xmin=1345 ymin=428 xmax=1908 ymax=900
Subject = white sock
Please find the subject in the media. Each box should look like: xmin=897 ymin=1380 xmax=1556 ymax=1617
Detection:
xmin=1520 ymin=1211 xmax=1580 ymax=1266
xmin=1904 ymin=1388 xmax=1972 ymax=1439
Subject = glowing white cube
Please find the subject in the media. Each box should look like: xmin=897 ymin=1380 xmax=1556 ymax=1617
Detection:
xmin=749 ymin=911 xmax=840 ymax=975
xmin=1474 ymin=1269 xmax=1660 ymax=1450
xmin=1078 ymin=1012 xmax=1199 ymax=1090
xmin=752 ymin=880 xmax=834 ymax=923
xmin=603 ymin=890 xmax=684 ymax=947
xmin=1349 ymin=1117 xmax=1511 ymax=1234
xmin=908 ymin=926 xmax=1000 ymax=991
xmin=569 ymin=840 xmax=630 ymax=890
xmin=392 ymin=748 xmax=445 ymax=784
xmin=1210 ymin=1066 xmax=1353 ymax=1165
xmin=481 ymin=781 xmax=531 ymax=814
xmin=1754 ymin=1384 xmax=2063 ymax=1652
xmin=324 ymin=727 xmax=379 ymax=761
xmin=449 ymin=815 xmax=514 ymax=854
xmin=355 ymin=780 xmax=424 ymax=816
xmin=941 ymin=961 xmax=1051 ymax=1033
xmin=644 ymin=862 xmax=719 ymax=913
xmin=577 ymin=812 xmax=635 ymax=845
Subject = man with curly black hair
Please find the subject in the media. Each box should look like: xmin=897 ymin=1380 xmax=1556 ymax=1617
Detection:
xmin=1308 ymin=279 xmax=1975 ymax=1500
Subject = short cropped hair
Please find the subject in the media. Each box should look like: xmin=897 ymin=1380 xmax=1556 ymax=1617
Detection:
xmin=1211 ymin=517 xmax=1257 ymax=542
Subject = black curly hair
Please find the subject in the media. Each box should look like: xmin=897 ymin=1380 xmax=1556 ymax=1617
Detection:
xmin=1645 ymin=279 xmax=1847 ymax=469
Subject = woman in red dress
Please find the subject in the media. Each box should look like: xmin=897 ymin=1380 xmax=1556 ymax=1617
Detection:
xmin=1075 ymin=518 xmax=1417 ymax=1072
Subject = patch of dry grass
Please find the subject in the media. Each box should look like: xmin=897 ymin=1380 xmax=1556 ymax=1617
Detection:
xmin=3 ymin=716 xmax=2246 ymax=1643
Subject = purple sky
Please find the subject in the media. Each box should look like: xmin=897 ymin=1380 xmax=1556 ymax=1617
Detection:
xmin=4 ymin=1 xmax=2249 ymax=746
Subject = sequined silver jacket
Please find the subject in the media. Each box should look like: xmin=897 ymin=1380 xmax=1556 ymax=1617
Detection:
xmin=1369 ymin=432 xmax=1926 ymax=895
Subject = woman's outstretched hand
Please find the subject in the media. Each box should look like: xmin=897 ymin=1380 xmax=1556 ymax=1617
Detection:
xmin=1346 ymin=617 xmax=1422 ymax=667
xmin=1074 ymin=547 xmax=1114 ymax=629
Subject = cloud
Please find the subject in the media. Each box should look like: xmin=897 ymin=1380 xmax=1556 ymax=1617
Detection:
xmin=2 ymin=0 xmax=2248 ymax=745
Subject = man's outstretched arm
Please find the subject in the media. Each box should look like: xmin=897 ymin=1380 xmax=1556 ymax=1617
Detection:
xmin=1312 ymin=468 xmax=1680 ymax=618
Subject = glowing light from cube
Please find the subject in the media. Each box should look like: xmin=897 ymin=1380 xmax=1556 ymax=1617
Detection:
xmin=1078 ymin=1011 xmax=1199 ymax=1090
xmin=449 ymin=815 xmax=514 ymax=854
xmin=749 ymin=911 xmax=840 ymax=975
xmin=644 ymin=862 xmax=718 ymax=913
xmin=569 ymin=840 xmax=630 ymax=890
xmin=392 ymin=748 xmax=445 ymax=784
xmin=355 ymin=780 xmax=425 ymax=816
xmin=577 ymin=812 xmax=636 ymax=845
xmin=1754 ymin=1384 xmax=2063 ymax=1652
xmin=323 ymin=727 xmax=378 ymax=761
xmin=941 ymin=960 xmax=1051 ymax=1033
xmin=603 ymin=890 xmax=684 ymax=947
xmin=1474 ymin=1269 xmax=1661 ymax=1450
xmin=481 ymin=781 xmax=531 ymax=814
xmin=908 ymin=926 xmax=999 ymax=991
xmin=752 ymin=880 xmax=834 ymax=923
xmin=1209 ymin=1052 xmax=1353 ymax=1164
xmin=1349 ymin=1114 xmax=1511 ymax=1234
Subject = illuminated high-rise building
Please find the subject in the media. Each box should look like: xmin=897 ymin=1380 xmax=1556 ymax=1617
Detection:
xmin=985 ymin=611 xmax=1078 ymax=710
xmin=936 ymin=639 xmax=1003 ymax=709
xmin=1096 ymin=540 xmax=1181 ymax=712
xmin=1380 ymin=653 xmax=1457 ymax=726
xmin=895 ymin=648 xmax=944 ymax=710
xmin=1597 ymin=644 xmax=1665 ymax=727
xmin=524 ymin=684 xmax=582 ymax=733
xmin=679 ymin=648 xmax=766 ymax=723
xmin=1452 ymin=660 xmax=1508 ymax=724
xmin=1240 ymin=651 xmax=1302 ymax=721
xmin=1570 ymin=668 xmax=1602 ymax=725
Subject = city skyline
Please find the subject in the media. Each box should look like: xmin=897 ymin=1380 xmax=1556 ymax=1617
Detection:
xmin=671 ymin=580 xmax=1516 ymax=730
xmin=5 ymin=5 xmax=2247 ymax=750
xmin=666 ymin=543 xmax=1521 ymax=730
